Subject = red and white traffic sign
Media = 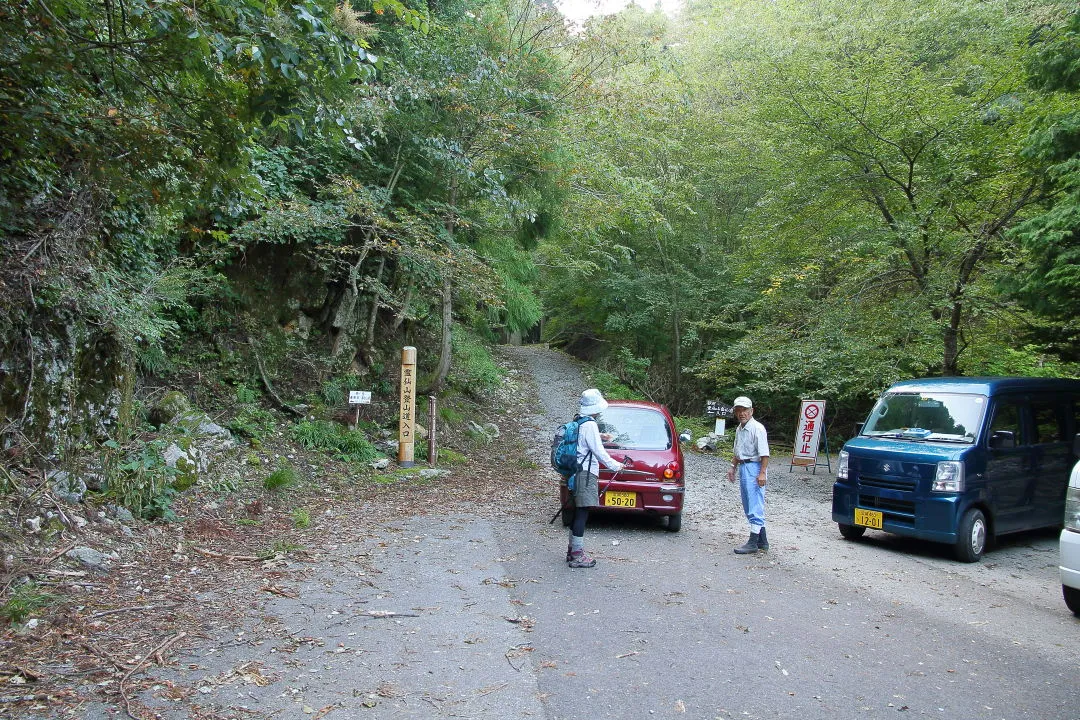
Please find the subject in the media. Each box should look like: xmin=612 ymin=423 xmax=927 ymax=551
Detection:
xmin=792 ymin=400 xmax=825 ymax=466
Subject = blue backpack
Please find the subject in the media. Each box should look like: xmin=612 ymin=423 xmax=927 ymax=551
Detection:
xmin=551 ymin=416 xmax=594 ymax=486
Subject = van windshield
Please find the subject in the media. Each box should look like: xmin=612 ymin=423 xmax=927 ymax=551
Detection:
xmin=862 ymin=392 xmax=985 ymax=443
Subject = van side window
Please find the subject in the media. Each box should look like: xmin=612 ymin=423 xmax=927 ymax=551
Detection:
xmin=988 ymin=401 xmax=1022 ymax=448
xmin=1031 ymin=401 xmax=1064 ymax=444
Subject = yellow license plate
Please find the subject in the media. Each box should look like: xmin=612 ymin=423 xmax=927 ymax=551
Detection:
xmin=854 ymin=508 xmax=883 ymax=529
xmin=604 ymin=491 xmax=637 ymax=508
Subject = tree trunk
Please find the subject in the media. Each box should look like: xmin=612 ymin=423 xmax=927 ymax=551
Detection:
xmin=672 ymin=303 xmax=681 ymax=404
xmin=942 ymin=300 xmax=963 ymax=376
xmin=428 ymin=179 xmax=459 ymax=393
xmin=392 ymin=274 xmax=414 ymax=331
xmin=358 ymin=255 xmax=386 ymax=366
xmin=429 ymin=275 xmax=453 ymax=394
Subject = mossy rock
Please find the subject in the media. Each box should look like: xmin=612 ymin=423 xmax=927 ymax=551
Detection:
xmin=163 ymin=442 xmax=201 ymax=491
xmin=170 ymin=455 xmax=199 ymax=492
xmin=150 ymin=391 xmax=192 ymax=428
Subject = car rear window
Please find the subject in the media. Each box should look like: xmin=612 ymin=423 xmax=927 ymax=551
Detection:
xmin=597 ymin=407 xmax=672 ymax=451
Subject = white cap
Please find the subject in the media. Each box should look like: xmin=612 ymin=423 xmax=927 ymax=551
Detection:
xmin=732 ymin=396 xmax=753 ymax=409
xmin=579 ymin=388 xmax=608 ymax=415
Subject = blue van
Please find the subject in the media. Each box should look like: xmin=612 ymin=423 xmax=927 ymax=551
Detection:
xmin=832 ymin=377 xmax=1080 ymax=562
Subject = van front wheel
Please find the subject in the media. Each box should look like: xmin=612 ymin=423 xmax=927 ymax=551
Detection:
xmin=954 ymin=509 xmax=987 ymax=562
xmin=838 ymin=523 xmax=865 ymax=540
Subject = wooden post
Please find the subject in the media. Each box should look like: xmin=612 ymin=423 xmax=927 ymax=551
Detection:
xmin=427 ymin=395 xmax=437 ymax=467
xmin=398 ymin=347 xmax=417 ymax=467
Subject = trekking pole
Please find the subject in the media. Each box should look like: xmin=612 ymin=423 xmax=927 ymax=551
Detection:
xmin=548 ymin=458 xmax=631 ymax=524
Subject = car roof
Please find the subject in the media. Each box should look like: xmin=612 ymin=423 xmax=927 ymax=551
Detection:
xmin=888 ymin=376 xmax=1080 ymax=395
xmin=607 ymin=399 xmax=670 ymax=412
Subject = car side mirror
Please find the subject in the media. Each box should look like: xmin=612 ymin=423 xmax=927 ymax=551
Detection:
xmin=679 ymin=429 xmax=692 ymax=444
xmin=852 ymin=422 xmax=864 ymax=438
xmin=990 ymin=430 xmax=1016 ymax=449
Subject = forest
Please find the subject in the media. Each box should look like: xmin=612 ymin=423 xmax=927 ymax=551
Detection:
xmin=1 ymin=0 xmax=1078 ymax=502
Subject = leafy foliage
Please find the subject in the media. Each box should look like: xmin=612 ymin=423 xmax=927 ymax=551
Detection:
xmin=264 ymin=465 xmax=298 ymax=492
xmin=1 ymin=582 xmax=59 ymax=626
xmin=448 ymin=329 xmax=505 ymax=395
xmin=1011 ymin=9 xmax=1080 ymax=357
xmin=291 ymin=420 xmax=380 ymax=463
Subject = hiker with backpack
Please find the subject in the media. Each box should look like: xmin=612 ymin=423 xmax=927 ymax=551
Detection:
xmin=562 ymin=388 xmax=628 ymax=568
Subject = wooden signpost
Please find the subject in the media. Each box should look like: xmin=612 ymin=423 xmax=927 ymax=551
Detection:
xmin=398 ymin=347 xmax=417 ymax=468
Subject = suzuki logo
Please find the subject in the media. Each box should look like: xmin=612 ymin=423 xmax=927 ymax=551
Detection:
xmin=882 ymin=463 xmax=892 ymax=473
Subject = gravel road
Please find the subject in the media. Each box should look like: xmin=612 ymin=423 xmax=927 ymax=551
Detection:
xmin=70 ymin=343 xmax=1076 ymax=720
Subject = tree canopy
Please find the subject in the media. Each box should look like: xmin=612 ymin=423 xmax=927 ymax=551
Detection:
xmin=1 ymin=0 xmax=1078 ymax=457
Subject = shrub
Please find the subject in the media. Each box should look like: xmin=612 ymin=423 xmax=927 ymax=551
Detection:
xmin=228 ymin=406 xmax=276 ymax=442
xmin=291 ymin=420 xmax=380 ymax=463
xmin=265 ymin=465 xmax=297 ymax=492
xmin=439 ymin=405 xmax=464 ymax=425
xmin=1 ymin=582 xmax=59 ymax=625
xmin=450 ymin=329 xmax=504 ymax=395
xmin=438 ymin=448 xmax=467 ymax=465
xmin=104 ymin=438 xmax=177 ymax=520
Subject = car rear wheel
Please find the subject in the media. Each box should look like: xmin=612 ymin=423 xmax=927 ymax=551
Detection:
xmin=954 ymin=508 xmax=987 ymax=562
xmin=665 ymin=512 xmax=682 ymax=532
xmin=838 ymin=523 xmax=865 ymax=540
xmin=1064 ymin=585 xmax=1080 ymax=616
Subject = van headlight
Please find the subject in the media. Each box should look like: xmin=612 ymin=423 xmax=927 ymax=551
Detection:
xmin=837 ymin=450 xmax=849 ymax=480
xmin=932 ymin=461 xmax=964 ymax=492
xmin=1065 ymin=486 xmax=1080 ymax=532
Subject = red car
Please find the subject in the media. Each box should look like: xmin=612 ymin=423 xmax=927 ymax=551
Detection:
xmin=559 ymin=400 xmax=686 ymax=531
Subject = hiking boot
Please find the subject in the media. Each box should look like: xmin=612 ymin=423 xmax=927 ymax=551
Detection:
xmin=733 ymin=533 xmax=760 ymax=554
xmin=567 ymin=550 xmax=596 ymax=568
xmin=757 ymin=528 xmax=769 ymax=552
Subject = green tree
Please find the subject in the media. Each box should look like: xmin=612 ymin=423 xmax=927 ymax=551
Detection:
xmin=698 ymin=0 xmax=1055 ymax=377
xmin=1012 ymin=8 xmax=1080 ymax=359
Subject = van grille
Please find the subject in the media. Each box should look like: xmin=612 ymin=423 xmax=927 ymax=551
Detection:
xmin=859 ymin=475 xmax=917 ymax=493
xmin=857 ymin=475 xmax=917 ymax=522
xmin=858 ymin=494 xmax=915 ymax=518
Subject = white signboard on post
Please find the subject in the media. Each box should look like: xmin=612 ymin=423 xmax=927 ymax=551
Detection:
xmin=792 ymin=400 xmax=825 ymax=467
xmin=349 ymin=390 xmax=371 ymax=405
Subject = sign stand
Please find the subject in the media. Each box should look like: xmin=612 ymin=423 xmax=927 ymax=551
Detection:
xmin=427 ymin=395 xmax=437 ymax=467
xmin=348 ymin=390 xmax=371 ymax=427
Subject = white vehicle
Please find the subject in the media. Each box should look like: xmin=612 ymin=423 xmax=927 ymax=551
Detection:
xmin=1061 ymin=436 xmax=1080 ymax=616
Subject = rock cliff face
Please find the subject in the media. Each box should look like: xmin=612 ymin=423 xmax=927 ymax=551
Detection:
xmin=0 ymin=241 xmax=370 ymax=465
xmin=0 ymin=314 xmax=134 ymax=460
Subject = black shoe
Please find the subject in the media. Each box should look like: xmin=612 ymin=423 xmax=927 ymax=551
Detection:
xmin=757 ymin=528 xmax=769 ymax=552
xmin=734 ymin=533 xmax=759 ymax=554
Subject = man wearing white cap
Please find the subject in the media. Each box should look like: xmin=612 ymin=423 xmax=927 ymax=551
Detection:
xmin=568 ymin=388 xmax=628 ymax=568
xmin=727 ymin=396 xmax=771 ymax=553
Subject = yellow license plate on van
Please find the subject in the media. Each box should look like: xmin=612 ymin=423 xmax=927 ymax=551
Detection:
xmin=854 ymin=508 xmax=883 ymax=529
xmin=604 ymin=491 xmax=637 ymax=508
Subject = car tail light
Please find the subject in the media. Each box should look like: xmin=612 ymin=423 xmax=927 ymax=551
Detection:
xmin=1066 ymin=484 xmax=1080 ymax=532
xmin=663 ymin=461 xmax=680 ymax=479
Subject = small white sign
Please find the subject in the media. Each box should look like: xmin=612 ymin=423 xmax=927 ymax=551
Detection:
xmin=349 ymin=390 xmax=372 ymax=405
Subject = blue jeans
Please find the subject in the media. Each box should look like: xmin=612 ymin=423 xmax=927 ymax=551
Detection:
xmin=738 ymin=461 xmax=766 ymax=531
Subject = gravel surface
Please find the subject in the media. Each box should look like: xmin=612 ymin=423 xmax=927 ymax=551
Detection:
xmin=5 ymin=343 xmax=1073 ymax=719
xmin=502 ymin=345 xmax=1072 ymax=661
